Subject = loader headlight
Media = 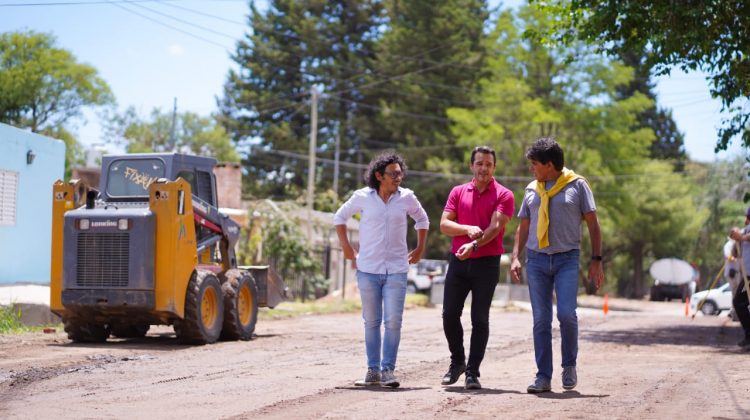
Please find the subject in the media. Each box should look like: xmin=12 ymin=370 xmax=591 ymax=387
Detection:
xmin=79 ymin=219 xmax=90 ymax=230
xmin=118 ymin=219 xmax=129 ymax=230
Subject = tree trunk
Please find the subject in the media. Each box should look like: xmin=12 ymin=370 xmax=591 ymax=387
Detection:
xmin=631 ymin=243 xmax=645 ymax=299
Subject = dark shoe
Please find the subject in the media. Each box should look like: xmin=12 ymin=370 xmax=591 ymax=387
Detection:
xmin=464 ymin=373 xmax=481 ymax=390
xmin=354 ymin=368 xmax=381 ymax=386
xmin=562 ymin=366 xmax=577 ymax=390
xmin=441 ymin=362 xmax=466 ymax=385
xmin=380 ymin=368 xmax=400 ymax=388
xmin=527 ymin=376 xmax=551 ymax=393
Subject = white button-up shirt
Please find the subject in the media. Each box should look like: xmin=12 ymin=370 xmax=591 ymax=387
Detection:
xmin=334 ymin=186 xmax=429 ymax=274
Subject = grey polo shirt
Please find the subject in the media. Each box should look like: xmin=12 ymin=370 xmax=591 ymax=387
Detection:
xmin=518 ymin=178 xmax=596 ymax=254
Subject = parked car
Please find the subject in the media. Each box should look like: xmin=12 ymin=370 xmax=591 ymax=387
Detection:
xmin=689 ymin=283 xmax=733 ymax=316
xmin=407 ymin=259 xmax=448 ymax=294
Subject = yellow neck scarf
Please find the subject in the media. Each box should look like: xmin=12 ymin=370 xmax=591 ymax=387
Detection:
xmin=529 ymin=167 xmax=581 ymax=249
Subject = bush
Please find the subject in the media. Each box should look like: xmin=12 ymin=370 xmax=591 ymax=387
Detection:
xmin=0 ymin=305 xmax=25 ymax=334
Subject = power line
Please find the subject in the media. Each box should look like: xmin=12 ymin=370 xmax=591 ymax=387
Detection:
xmin=108 ymin=1 xmax=228 ymax=50
xmin=127 ymin=1 xmax=237 ymax=41
xmin=156 ymin=0 xmax=246 ymax=26
xmin=0 ymin=0 xmax=244 ymax=5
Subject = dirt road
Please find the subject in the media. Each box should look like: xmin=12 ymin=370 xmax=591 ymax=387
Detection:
xmin=1 ymin=298 xmax=748 ymax=419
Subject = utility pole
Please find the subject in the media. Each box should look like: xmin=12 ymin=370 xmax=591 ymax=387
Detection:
xmin=333 ymin=126 xmax=340 ymax=197
xmin=169 ymin=97 xmax=178 ymax=151
xmin=306 ymin=87 xmax=318 ymax=243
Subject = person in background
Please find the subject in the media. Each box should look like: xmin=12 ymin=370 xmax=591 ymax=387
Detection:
xmin=723 ymin=239 xmax=740 ymax=321
xmin=334 ymin=152 xmax=429 ymax=387
xmin=728 ymin=207 xmax=750 ymax=350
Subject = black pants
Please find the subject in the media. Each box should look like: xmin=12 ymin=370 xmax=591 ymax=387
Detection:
xmin=734 ymin=278 xmax=750 ymax=338
xmin=442 ymin=255 xmax=500 ymax=377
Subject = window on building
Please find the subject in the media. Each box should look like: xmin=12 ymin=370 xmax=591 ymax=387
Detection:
xmin=0 ymin=170 xmax=18 ymax=226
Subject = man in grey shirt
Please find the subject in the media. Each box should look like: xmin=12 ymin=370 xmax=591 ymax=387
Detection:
xmin=511 ymin=137 xmax=604 ymax=393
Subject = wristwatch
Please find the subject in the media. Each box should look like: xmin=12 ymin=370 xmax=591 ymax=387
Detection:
xmin=591 ymin=255 xmax=603 ymax=261
xmin=472 ymin=241 xmax=479 ymax=251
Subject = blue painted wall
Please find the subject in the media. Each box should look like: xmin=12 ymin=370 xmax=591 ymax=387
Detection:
xmin=0 ymin=123 xmax=65 ymax=284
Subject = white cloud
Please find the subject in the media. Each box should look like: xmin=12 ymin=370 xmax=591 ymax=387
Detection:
xmin=168 ymin=44 xmax=185 ymax=57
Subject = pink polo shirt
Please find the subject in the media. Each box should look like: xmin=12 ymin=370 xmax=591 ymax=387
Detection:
xmin=444 ymin=178 xmax=515 ymax=257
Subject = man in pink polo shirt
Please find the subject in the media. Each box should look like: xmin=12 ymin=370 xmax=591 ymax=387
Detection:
xmin=439 ymin=146 xmax=515 ymax=390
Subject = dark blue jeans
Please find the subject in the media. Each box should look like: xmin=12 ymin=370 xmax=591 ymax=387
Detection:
xmin=526 ymin=249 xmax=580 ymax=381
xmin=442 ymin=255 xmax=500 ymax=377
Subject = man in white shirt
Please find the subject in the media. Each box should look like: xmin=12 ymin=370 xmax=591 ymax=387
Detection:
xmin=334 ymin=152 xmax=429 ymax=388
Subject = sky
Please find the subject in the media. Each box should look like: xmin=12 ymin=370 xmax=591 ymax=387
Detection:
xmin=0 ymin=0 xmax=745 ymax=163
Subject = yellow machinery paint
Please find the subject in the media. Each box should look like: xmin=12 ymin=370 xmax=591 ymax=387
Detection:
xmin=149 ymin=178 xmax=198 ymax=319
xmin=49 ymin=179 xmax=88 ymax=315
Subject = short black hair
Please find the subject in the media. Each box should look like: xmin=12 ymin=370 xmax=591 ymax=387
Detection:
xmin=525 ymin=137 xmax=564 ymax=170
xmin=470 ymin=146 xmax=496 ymax=165
xmin=364 ymin=152 xmax=407 ymax=190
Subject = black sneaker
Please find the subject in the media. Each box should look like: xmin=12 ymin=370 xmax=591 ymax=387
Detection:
xmin=441 ymin=362 xmax=466 ymax=385
xmin=464 ymin=373 xmax=481 ymax=390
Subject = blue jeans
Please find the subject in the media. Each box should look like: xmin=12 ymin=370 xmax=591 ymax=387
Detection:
xmin=357 ymin=271 xmax=407 ymax=371
xmin=526 ymin=249 xmax=580 ymax=380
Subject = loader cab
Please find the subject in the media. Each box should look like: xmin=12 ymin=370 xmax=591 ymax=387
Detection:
xmin=100 ymin=153 xmax=218 ymax=205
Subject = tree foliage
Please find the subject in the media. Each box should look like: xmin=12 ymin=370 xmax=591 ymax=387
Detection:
xmin=261 ymin=213 xmax=324 ymax=300
xmin=615 ymin=49 xmax=687 ymax=168
xmin=0 ymin=31 xmax=113 ymax=132
xmin=107 ymin=107 xmax=239 ymax=162
xmin=535 ymin=0 xmax=750 ymax=152
xmin=0 ymin=30 xmax=113 ymax=176
xmin=219 ymin=0 xmax=384 ymax=199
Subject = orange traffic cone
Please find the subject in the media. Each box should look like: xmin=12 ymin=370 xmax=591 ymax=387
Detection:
xmin=685 ymin=296 xmax=690 ymax=317
xmin=603 ymin=293 xmax=609 ymax=316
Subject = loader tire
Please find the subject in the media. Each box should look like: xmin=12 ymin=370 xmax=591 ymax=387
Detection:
xmin=220 ymin=269 xmax=258 ymax=341
xmin=111 ymin=324 xmax=150 ymax=338
xmin=174 ymin=270 xmax=224 ymax=345
xmin=63 ymin=316 xmax=110 ymax=343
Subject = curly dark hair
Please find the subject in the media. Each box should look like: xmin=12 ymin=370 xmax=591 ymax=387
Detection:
xmin=364 ymin=152 xmax=407 ymax=190
xmin=525 ymin=137 xmax=564 ymax=170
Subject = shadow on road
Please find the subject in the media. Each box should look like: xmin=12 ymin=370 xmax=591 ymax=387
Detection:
xmin=334 ymin=386 xmax=431 ymax=392
xmin=443 ymin=387 xmax=523 ymax=395
xmin=531 ymin=390 xmax=609 ymax=399
xmin=45 ymin=331 xmax=280 ymax=351
xmin=582 ymin=324 xmax=743 ymax=348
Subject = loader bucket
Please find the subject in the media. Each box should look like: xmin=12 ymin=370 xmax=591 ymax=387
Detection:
xmin=241 ymin=265 xmax=288 ymax=309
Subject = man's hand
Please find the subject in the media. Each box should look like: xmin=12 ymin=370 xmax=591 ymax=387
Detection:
xmin=466 ymin=226 xmax=484 ymax=240
xmin=589 ymin=260 xmax=604 ymax=290
xmin=408 ymin=246 xmax=425 ymax=264
xmin=342 ymin=244 xmax=357 ymax=261
xmin=730 ymin=227 xmax=743 ymax=241
xmin=510 ymin=257 xmax=522 ymax=283
xmin=455 ymin=242 xmax=473 ymax=260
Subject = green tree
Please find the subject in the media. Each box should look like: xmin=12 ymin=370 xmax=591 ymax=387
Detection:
xmin=536 ymin=0 xmax=750 ymax=153
xmin=107 ymin=107 xmax=239 ymax=162
xmin=0 ymin=30 xmax=113 ymax=174
xmin=606 ymin=161 xmax=706 ymax=298
xmin=219 ymin=0 xmax=384 ymax=199
xmin=0 ymin=31 xmax=113 ymax=131
xmin=690 ymin=157 xmax=750 ymax=287
xmin=615 ymin=50 xmax=687 ymax=168
xmin=262 ymin=214 xmax=323 ymax=301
